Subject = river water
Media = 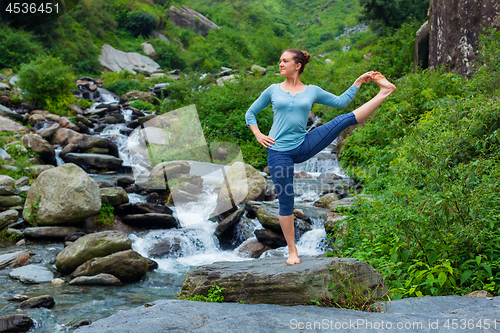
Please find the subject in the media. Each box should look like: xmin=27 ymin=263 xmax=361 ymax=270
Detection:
xmin=0 ymin=87 xmax=350 ymax=332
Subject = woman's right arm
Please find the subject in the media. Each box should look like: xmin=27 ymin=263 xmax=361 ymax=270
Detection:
xmin=245 ymin=86 xmax=275 ymax=148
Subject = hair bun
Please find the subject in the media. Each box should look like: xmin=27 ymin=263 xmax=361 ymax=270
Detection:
xmin=302 ymin=51 xmax=310 ymax=64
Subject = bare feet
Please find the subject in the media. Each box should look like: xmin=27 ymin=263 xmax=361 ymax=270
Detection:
xmin=372 ymin=72 xmax=397 ymax=96
xmin=286 ymin=248 xmax=301 ymax=265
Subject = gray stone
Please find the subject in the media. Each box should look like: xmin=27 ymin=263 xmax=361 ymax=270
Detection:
xmin=22 ymin=134 xmax=56 ymax=165
xmin=0 ymin=103 xmax=23 ymax=121
xmin=99 ymin=44 xmax=161 ymax=75
xmin=100 ymin=187 xmax=129 ymax=206
xmin=0 ymin=314 xmax=34 ymax=332
xmin=0 ymin=165 xmax=17 ymax=172
xmin=56 ymin=230 xmax=131 ymax=274
xmin=9 ymin=264 xmax=54 ymax=284
xmin=214 ymin=208 xmax=245 ymax=238
xmin=23 ymin=163 xmax=101 ymax=226
xmin=237 ymin=238 xmax=271 ymax=258
xmin=0 ymin=186 xmax=15 ymax=195
xmin=71 ymin=249 xmax=148 ymax=283
xmin=25 ymin=165 xmax=55 ymax=177
xmin=79 ymin=137 xmax=119 ymax=158
xmin=0 ymin=83 xmax=9 ymax=91
xmin=36 ymin=122 xmax=60 ymax=141
xmin=24 ymin=227 xmax=82 ymax=239
xmin=15 ymin=176 xmax=29 ymax=187
xmin=179 ymin=256 xmax=386 ymax=305
xmin=13 ymin=185 xmax=30 ymax=196
xmin=168 ymin=5 xmax=219 ymax=37
xmin=69 ymin=273 xmax=122 ymax=286
xmin=0 ymin=148 xmax=12 ymax=161
xmin=254 ymin=229 xmax=286 ymax=248
xmin=251 ymin=64 xmax=266 ymax=74
xmin=19 ymin=295 xmax=55 ymax=309
xmin=0 ymin=195 xmax=23 ymax=208
xmin=0 ymin=209 xmax=19 ymax=230
xmin=0 ymin=116 xmax=28 ymax=133
xmin=147 ymin=161 xmax=190 ymax=190
xmin=149 ymin=238 xmax=182 ymax=258
xmin=0 ymin=175 xmax=15 ymax=187
xmin=73 ymin=296 xmax=500 ymax=333
xmin=121 ymin=213 xmax=178 ymax=229
xmin=64 ymin=153 xmax=123 ymax=170
xmin=121 ymin=90 xmax=156 ymax=104
xmin=0 ymin=251 xmax=29 ymax=269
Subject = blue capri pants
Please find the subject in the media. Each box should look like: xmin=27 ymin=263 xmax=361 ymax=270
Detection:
xmin=267 ymin=112 xmax=358 ymax=216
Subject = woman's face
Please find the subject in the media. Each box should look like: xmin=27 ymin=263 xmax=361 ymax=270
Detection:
xmin=279 ymin=52 xmax=300 ymax=76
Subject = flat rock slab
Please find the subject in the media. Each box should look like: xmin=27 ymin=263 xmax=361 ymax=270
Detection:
xmin=75 ymin=296 xmax=500 ymax=333
xmin=9 ymin=264 xmax=54 ymax=284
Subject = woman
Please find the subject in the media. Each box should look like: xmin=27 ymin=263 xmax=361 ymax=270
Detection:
xmin=245 ymin=49 xmax=396 ymax=265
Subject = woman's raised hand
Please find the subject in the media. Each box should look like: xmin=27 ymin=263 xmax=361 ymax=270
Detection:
xmin=255 ymin=132 xmax=275 ymax=148
xmin=354 ymin=71 xmax=375 ymax=87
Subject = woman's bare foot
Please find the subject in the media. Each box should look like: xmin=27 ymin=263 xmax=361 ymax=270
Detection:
xmin=372 ymin=72 xmax=397 ymax=96
xmin=286 ymin=248 xmax=301 ymax=265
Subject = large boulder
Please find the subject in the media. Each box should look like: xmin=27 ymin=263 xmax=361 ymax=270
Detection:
xmin=64 ymin=153 xmax=123 ymax=170
xmin=56 ymin=230 xmax=132 ymax=275
xmin=22 ymin=134 xmax=56 ymax=165
xmin=23 ymin=163 xmax=101 ymax=226
xmin=70 ymin=249 xmax=148 ymax=283
xmin=0 ymin=116 xmax=28 ymax=133
xmin=0 ymin=175 xmax=15 ymax=187
xmin=212 ymin=162 xmax=267 ymax=218
xmin=99 ymin=44 xmax=161 ymax=75
xmin=120 ymin=90 xmax=156 ymax=104
xmin=79 ymin=137 xmax=119 ymax=158
xmin=0 ymin=195 xmax=23 ymax=208
xmin=52 ymin=127 xmax=87 ymax=146
xmin=168 ymin=5 xmax=219 ymax=37
xmin=178 ymin=256 xmax=387 ymax=305
xmin=121 ymin=213 xmax=178 ymax=229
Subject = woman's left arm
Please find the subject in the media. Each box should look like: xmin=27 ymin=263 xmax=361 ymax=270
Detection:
xmin=315 ymin=71 xmax=374 ymax=107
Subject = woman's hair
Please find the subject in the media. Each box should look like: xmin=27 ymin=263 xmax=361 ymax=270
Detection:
xmin=282 ymin=49 xmax=310 ymax=74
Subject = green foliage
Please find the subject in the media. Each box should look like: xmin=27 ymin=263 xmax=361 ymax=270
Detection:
xmin=148 ymin=38 xmax=187 ymax=70
xmin=0 ymin=24 xmax=46 ymax=70
xmin=17 ymin=55 xmax=75 ymax=109
xmin=77 ymin=99 xmax=94 ymax=109
xmin=102 ymin=70 xmax=150 ymax=95
xmin=24 ymin=195 xmax=41 ymax=227
xmin=360 ymin=0 xmax=429 ymax=30
xmin=129 ymin=99 xmax=157 ymax=111
xmin=126 ymin=10 xmax=158 ymax=37
xmin=95 ymin=203 xmax=115 ymax=227
xmin=179 ymin=285 xmax=226 ymax=303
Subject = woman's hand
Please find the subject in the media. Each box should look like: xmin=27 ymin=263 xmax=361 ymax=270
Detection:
xmin=353 ymin=71 xmax=375 ymax=87
xmin=255 ymin=132 xmax=275 ymax=148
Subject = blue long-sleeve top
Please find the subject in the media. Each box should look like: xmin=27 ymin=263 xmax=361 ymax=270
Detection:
xmin=245 ymin=83 xmax=359 ymax=151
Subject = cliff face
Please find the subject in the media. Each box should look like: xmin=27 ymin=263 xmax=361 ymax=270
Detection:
xmin=429 ymin=0 xmax=500 ymax=76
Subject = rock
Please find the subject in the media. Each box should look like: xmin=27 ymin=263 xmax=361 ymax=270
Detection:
xmin=22 ymin=134 xmax=56 ymax=165
xmin=147 ymin=161 xmax=190 ymax=189
xmin=0 ymin=209 xmax=18 ymax=230
xmin=24 ymin=165 xmax=54 ymax=177
xmin=121 ymin=213 xmax=178 ymax=229
xmin=254 ymin=229 xmax=286 ymax=248
xmin=146 ymin=258 xmax=158 ymax=271
xmin=71 ymin=249 xmax=148 ymax=283
xmin=7 ymin=294 xmax=30 ymax=302
xmin=294 ymin=171 xmax=312 ymax=179
xmin=64 ymin=153 xmax=123 ymax=170
xmin=317 ymin=172 xmax=342 ymax=180
xmin=99 ymin=44 xmax=161 ymax=75
xmin=23 ymin=163 xmax=101 ymax=226
xmin=237 ymin=238 xmax=271 ymax=258
xmin=28 ymin=113 xmax=45 ymax=126
xmin=0 ymin=148 xmax=12 ymax=161
xmin=0 ymin=196 xmax=23 ymax=208
xmin=69 ymin=273 xmax=122 ymax=286
xmin=9 ymin=264 xmax=54 ymax=284
xmin=465 ymin=290 xmax=494 ymax=298
xmin=214 ymin=208 xmax=245 ymax=238
xmin=141 ymin=42 xmax=156 ymax=57
xmin=0 ymin=116 xmax=28 ymax=133
xmin=51 ymin=278 xmax=65 ymax=285
xmin=79 ymin=137 xmax=119 ymax=158
xmin=0 ymin=314 xmax=34 ymax=332
xmin=414 ymin=20 xmax=430 ymax=71
xmin=24 ymin=227 xmax=82 ymax=240
xmin=15 ymin=239 xmax=25 ymax=246
xmin=212 ymin=162 xmax=267 ymax=218
xmin=59 ymin=143 xmax=79 ymax=158
xmin=100 ymin=187 xmax=129 ymax=206
xmin=19 ymin=295 xmax=55 ymax=309
xmin=0 ymin=251 xmax=29 ymax=269
xmin=168 ymin=5 xmax=219 ymax=37
xmin=15 ymin=176 xmax=29 ymax=187
xmin=178 ymin=256 xmax=387 ymax=305
xmin=251 ymin=65 xmax=266 ymax=75
xmin=255 ymin=205 xmax=282 ymax=232
xmin=0 ymin=175 xmax=15 ymax=187
xmin=314 ymin=192 xmax=340 ymax=208
xmin=55 ymin=230 xmax=132 ymax=275
xmin=120 ymin=90 xmax=156 ymax=104
xmin=59 ymin=117 xmax=81 ymax=131
xmin=116 ymin=177 xmax=135 ymax=188
xmin=115 ymin=203 xmax=173 ymax=216
xmin=148 ymin=238 xmax=182 ymax=258
xmin=429 ymin=0 xmax=500 ymax=76
xmin=0 ymin=104 xmax=23 ymax=121
xmin=52 ymin=127 xmax=87 ymax=146
xmin=216 ymin=74 xmax=237 ymax=86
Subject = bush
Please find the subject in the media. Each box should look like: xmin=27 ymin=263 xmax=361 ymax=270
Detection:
xmin=0 ymin=25 xmax=46 ymax=70
xmin=17 ymin=55 xmax=75 ymax=109
xmin=126 ymin=11 xmax=158 ymax=37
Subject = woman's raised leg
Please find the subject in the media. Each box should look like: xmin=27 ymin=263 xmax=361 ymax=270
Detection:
xmin=353 ymin=72 xmax=396 ymax=123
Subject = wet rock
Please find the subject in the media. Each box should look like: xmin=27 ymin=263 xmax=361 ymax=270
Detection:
xmin=0 ymin=175 xmax=15 ymax=187
xmin=148 ymin=238 xmax=182 ymax=258
xmin=115 ymin=203 xmax=173 ymax=216
xmin=19 ymin=295 xmax=55 ymax=309
xmin=313 ymin=192 xmax=339 ymax=208
xmin=233 ymin=216 xmax=259 ymax=241
xmin=178 ymin=256 xmax=387 ymax=305
xmin=23 ymin=163 xmax=101 ymax=226
xmin=0 ymin=195 xmax=23 ymax=208
xmin=79 ymin=137 xmax=119 ymax=158
xmin=318 ymin=172 xmax=342 ymax=180
xmin=147 ymin=161 xmax=190 ymax=190
xmin=71 ymin=249 xmax=148 ymax=283
xmin=324 ymin=214 xmax=348 ymax=235
xmin=52 ymin=127 xmax=87 ymax=146
xmin=69 ymin=273 xmax=122 ymax=286
xmin=254 ymin=229 xmax=286 ymax=249
xmin=237 ymin=238 xmax=271 ymax=258
xmin=65 ymin=232 xmax=86 ymax=242
xmin=147 ymin=258 xmax=158 ymax=271
xmin=0 ymin=209 xmax=18 ymax=230
xmin=56 ymin=230 xmax=132 ymax=275
xmin=28 ymin=113 xmax=45 ymax=127
xmin=120 ymin=90 xmax=156 ymax=104
xmin=15 ymin=239 xmax=25 ymax=246
xmin=0 ymin=186 xmax=15 ymax=195
xmin=51 ymin=278 xmax=65 ymax=285
xmin=121 ymin=213 xmax=178 ymax=229
xmin=0 ymin=115 xmax=28 ymax=133
xmin=9 ymin=264 xmax=54 ymax=284
xmin=0 ymin=251 xmax=29 ymax=269
xmin=294 ymin=171 xmax=312 ymax=179
xmin=22 ymin=134 xmax=56 ymax=165
xmin=25 ymin=165 xmax=54 ymax=177
xmin=116 ymin=177 xmax=135 ymax=188
xmin=0 ymin=104 xmax=23 ymax=122
xmin=64 ymin=153 xmax=123 ymax=170
xmin=212 ymin=162 xmax=267 ymax=219
xmin=24 ymin=227 xmax=83 ymax=240
xmin=0 ymin=314 xmax=34 ymax=332
xmin=214 ymin=208 xmax=245 ymax=238
xmin=7 ymin=294 xmax=30 ymax=302
xmin=100 ymin=187 xmax=129 ymax=206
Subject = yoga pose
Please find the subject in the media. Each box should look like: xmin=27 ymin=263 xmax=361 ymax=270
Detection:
xmin=245 ymin=49 xmax=396 ymax=265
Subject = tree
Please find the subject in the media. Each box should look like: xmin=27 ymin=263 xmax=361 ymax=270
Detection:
xmin=359 ymin=0 xmax=429 ymax=30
